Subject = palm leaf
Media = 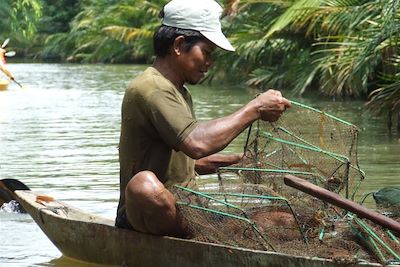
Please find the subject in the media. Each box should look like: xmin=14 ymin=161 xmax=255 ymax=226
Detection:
xmin=264 ymin=0 xmax=322 ymax=39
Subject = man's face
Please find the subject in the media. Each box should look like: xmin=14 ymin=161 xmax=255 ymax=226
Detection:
xmin=178 ymin=39 xmax=216 ymax=85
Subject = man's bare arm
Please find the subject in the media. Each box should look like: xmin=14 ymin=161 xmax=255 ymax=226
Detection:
xmin=178 ymin=89 xmax=291 ymax=159
xmin=195 ymin=153 xmax=242 ymax=175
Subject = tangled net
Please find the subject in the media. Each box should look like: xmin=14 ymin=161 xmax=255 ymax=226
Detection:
xmin=172 ymin=101 xmax=400 ymax=265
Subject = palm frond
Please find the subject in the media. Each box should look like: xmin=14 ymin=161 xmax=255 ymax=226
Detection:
xmin=264 ymin=0 xmax=321 ymax=39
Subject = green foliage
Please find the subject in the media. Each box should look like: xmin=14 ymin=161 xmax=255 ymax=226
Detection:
xmin=367 ymin=55 xmax=400 ymax=113
xmin=213 ymin=0 xmax=400 ymax=113
xmin=4 ymin=0 xmax=400 ymax=113
xmin=38 ymin=0 xmax=80 ymax=34
xmin=36 ymin=0 xmax=166 ymax=62
xmin=0 ymin=0 xmax=42 ymax=41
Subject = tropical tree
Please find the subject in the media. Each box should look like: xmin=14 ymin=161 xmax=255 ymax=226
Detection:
xmin=39 ymin=0 xmax=167 ymax=63
xmin=217 ymin=0 xmax=400 ymax=100
xmin=366 ymin=56 xmax=400 ymax=133
xmin=0 ymin=0 xmax=42 ymax=45
xmin=212 ymin=0 xmax=400 ymax=131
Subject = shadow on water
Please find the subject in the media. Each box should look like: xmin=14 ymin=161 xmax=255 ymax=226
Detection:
xmin=41 ymin=256 xmax=114 ymax=267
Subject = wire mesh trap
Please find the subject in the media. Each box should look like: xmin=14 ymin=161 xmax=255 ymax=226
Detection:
xmin=172 ymin=100 xmax=400 ymax=264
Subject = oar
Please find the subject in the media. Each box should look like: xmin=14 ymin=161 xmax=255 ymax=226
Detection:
xmin=284 ymin=175 xmax=400 ymax=234
xmin=0 ymin=179 xmax=30 ymax=213
xmin=5 ymin=51 xmax=16 ymax=57
xmin=11 ymin=78 xmax=23 ymax=88
xmin=1 ymin=38 xmax=9 ymax=49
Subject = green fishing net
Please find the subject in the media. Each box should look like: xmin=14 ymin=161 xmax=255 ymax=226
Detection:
xmin=173 ymin=101 xmax=399 ymax=264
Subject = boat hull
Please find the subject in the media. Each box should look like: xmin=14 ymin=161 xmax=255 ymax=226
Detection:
xmin=0 ymin=79 xmax=9 ymax=90
xmin=15 ymin=190 xmax=383 ymax=267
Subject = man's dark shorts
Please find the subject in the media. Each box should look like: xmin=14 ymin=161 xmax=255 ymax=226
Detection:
xmin=115 ymin=211 xmax=133 ymax=230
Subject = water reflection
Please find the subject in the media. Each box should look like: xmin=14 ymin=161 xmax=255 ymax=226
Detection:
xmin=0 ymin=63 xmax=398 ymax=266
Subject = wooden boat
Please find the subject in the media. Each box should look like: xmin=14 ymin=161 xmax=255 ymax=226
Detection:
xmin=0 ymin=79 xmax=9 ymax=90
xmin=15 ymin=189 xmax=386 ymax=267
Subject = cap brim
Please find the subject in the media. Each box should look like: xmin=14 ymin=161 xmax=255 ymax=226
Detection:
xmin=201 ymin=31 xmax=235 ymax=52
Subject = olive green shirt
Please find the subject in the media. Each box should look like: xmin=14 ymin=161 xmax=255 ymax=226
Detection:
xmin=116 ymin=67 xmax=198 ymax=223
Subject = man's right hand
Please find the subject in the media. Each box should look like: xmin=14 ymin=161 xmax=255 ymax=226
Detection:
xmin=178 ymin=89 xmax=291 ymax=160
xmin=255 ymin=89 xmax=291 ymax=122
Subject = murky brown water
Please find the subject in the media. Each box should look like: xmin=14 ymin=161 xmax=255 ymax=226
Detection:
xmin=0 ymin=63 xmax=398 ymax=266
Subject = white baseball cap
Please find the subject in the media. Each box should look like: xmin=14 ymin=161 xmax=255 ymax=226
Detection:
xmin=162 ymin=0 xmax=235 ymax=52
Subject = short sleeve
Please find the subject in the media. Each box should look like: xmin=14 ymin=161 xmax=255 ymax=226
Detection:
xmin=147 ymin=89 xmax=198 ymax=149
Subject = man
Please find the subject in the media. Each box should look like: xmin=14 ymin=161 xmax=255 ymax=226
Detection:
xmin=0 ymin=47 xmax=15 ymax=81
xmin=115 ymin=0 xmax=291 ymax=238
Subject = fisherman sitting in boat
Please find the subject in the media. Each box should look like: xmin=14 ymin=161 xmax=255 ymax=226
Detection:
xmin=115 ymin=0 xmax=291 ymax=237
xmin=0 ymin=39 xmax=22 ymax=89
xmin=0 ymin=46 xmax=15 ymax=82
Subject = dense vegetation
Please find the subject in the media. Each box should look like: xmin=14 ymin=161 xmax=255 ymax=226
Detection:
xmin=1 ymin=0 xmax=400 ymax=129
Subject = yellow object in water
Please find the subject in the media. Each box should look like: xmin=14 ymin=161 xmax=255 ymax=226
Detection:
xmin=0 ymin=79 xmax=9 ymax=90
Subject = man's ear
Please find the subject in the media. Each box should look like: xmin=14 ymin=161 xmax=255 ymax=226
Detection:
xmin=173 ymin=36 xmax=186 ymax=56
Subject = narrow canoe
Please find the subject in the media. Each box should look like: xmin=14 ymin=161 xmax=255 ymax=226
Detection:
xmin=15 ymin=190 xmax=385 ymax=267
xmin=0 ymin=79 xmax=9 ymax=90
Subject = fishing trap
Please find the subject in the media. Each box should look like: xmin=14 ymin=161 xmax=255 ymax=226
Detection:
xmin=172 ymin=101 xmax=400 ymax=265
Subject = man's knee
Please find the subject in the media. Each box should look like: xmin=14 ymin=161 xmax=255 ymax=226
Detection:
xmin=125 ymin=171 xmax=172 ymax=207
xmin=126 ymin=171 xmax=158 ymax=192
xmin=125 ymin=171 xmax=177 ymax=231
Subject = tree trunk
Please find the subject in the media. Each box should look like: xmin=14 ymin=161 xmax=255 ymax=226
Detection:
xmin=388 ymin=110 xmax=392 ymax=134
xmin=397 ymin=110 xmax=400 ymax=139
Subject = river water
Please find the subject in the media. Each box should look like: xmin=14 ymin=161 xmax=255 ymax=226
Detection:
xmin=0 ymin=63 xmax=399 ymax=267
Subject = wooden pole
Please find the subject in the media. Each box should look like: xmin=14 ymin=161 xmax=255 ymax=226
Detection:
xmin=284 ymin=175 xmax=400 ymax=234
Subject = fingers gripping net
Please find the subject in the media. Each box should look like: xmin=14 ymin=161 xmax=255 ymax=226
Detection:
xmin=173 ymin=101 xmax=399 ymax=264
